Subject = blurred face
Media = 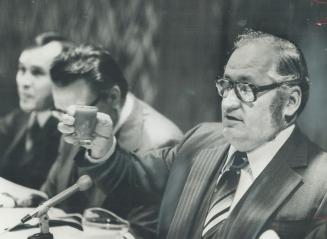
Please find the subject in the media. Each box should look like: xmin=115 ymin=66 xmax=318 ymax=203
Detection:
xmin=52 ymin=79 xmax=121 ymax=125
xmin=16 ymin=43 xmax=61 ymax=112
xmin=221 ymin=43 xmax=287 ymax=152
xmin=52 ymin=79 xmax=99 ymax=112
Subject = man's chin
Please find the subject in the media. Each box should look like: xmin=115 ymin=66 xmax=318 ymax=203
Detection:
xmin=20 ymin=103 xmax=35 ymax=113
xmin=227 ymin=140 xmax=256 ymax=152
xmin=222 ymin=126 xmax=240 ymax=139
xmin=222 ymin=129 xmax=254 ymax=152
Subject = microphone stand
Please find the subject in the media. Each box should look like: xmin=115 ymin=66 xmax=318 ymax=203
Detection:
xmin=27 ymin=206 xmax=53 ymax=239
xmin=19 ymin=175 xmax=92 ymax=239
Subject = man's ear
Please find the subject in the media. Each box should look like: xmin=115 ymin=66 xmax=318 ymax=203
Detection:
xmin=103 ymin=85 xmax=122 ymax=110
xmin=284 ymin=85 xmax=302 ymax=119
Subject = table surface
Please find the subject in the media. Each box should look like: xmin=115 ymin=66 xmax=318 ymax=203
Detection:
xmin=0 ymin=208 xmax=133 ymax=239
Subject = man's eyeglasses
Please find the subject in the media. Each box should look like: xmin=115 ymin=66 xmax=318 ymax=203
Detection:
xmin=215 ymin=77 xmax=302 ymax=103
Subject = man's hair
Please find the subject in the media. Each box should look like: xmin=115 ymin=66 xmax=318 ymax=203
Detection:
xmin=35 ymin=32 xmax=68 ymax=46
xmin=33 ymin=32 xmax=73 ymax=52
xmin=234 ymin=29 xmax=310 ymax=116
xmin=21 ymin=32 xmax=73 ymax=54
xmin=50 ymin=44 xmax=128 ymax=100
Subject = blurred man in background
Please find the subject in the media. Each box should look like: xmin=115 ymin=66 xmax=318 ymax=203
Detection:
xmin=41 ymin=44 xmax=182 ymax=238
xmin=0 ymin=33 xmax=71 ymax=190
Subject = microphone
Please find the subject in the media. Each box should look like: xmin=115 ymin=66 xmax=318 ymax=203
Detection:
xmin=20 ymin=175 xmax=93 ymax=223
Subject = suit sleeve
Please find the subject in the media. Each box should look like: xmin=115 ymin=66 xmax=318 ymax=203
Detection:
xmin=77 ymin=145 xmax=176 ymax=204
xmin=40 ymin=158 xmax=60 ymax=197
xmin=0 ymin=110 xmax=23 ymax=156
xmin=305 ymin=192 xmax=327 ymax=239
xmin=305 ymin=225 xmax=327 ymax=239
xmin=76 ymin=123 xmax=204 ymax=204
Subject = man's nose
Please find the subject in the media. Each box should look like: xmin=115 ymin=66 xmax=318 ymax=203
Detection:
xmin=19 ymin=74 xmax=33 ymax=88
xmin=221 ymin=88 xmax=241 ymax=111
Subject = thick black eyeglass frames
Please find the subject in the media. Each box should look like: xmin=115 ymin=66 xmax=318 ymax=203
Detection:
xmin=215 ymin=77 xmax=303 ymax=102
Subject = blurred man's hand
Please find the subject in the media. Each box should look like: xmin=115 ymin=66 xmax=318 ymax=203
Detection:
xmin=57 ymin=105 xmax=115 ymax=159
xmin=16 ymin=193 xmax=47 ymax=207
xmin=259 ymin=230 xmax=280 ymax=239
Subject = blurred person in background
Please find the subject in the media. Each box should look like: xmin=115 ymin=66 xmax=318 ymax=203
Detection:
xmin=0 ymin=32 xmax=71 ymax=191
xmin=41 ymin=44 xmax=183 ymax=239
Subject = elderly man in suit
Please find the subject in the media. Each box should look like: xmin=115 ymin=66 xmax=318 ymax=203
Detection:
xmin=41 ymin=44 xmax=182 ymax=238
xmin=58 ymin=30 xmax=327 ymax=239
xmin=0 ymin=33 xmax=70 ymax=190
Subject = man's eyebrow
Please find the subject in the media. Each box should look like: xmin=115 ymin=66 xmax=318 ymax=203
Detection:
xmin=30 ymin=65 xmax=46 ymax=73
xmin=224 ymin=72 xmax=254 ymax=83
xmin=222 ymin=74 xmax=239 ymax=81
xmin=222 ymin=73 xmax=231 ymax=79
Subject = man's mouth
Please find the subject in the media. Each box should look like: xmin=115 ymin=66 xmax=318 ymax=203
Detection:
xmin=20 ymin=92 xmax=33 ymax=99
xmin=225 ymin=115 xmax=242 ymax=122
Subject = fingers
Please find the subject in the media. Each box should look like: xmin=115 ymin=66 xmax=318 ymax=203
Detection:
xmin=57 ymin=113 xmax=75 ymax=139
xmin=57 ymin=113 xmax=79 ymax=145
xmin=63 ymin=134 xmax=80 ymax=145
xmin=56 ymin=106 xmax=114 ymax=158
xmin=51 ymin=110 xmax=63 ymax=121
xmin=0 ymin=193 xmax=16 ymax=208
xmin=79 ymin=139 xmax=92 ymax=149
xmin=94 ymin=112 xmax=113 ymax=138
xmin=58 ymin=122 xmax=74 ymax=134
xmin=67 ymin=105 xmax=76 ymax=116
xmin=61 ymin=114 xmax=75 ymax=125
xmin=16 ymin=194 xmax=46 ymax=207
xmin=88 ymin=112 xmax=114 ymax=158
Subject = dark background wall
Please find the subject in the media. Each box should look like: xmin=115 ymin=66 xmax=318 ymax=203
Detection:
xmin=0 ymin=0 xmax=326 ymax=149
xmin=0 ymin=0 xmax=160 ymax=113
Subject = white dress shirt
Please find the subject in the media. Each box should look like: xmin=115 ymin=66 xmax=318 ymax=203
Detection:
xmin=227 ymin=124 xmax=295 ymax=210
xmin=113 ymin=92 xmax=135 ymax=134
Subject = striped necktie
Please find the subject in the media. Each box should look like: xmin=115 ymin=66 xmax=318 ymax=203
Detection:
xmin=202 ymin=151 xmax=248 ymax=238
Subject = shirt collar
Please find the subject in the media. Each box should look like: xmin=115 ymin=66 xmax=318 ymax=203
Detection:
xmin=113 ymin=92 xmax=134 ymax=134
xmin=28 ymin=110 xmax=52 ymax=128
xmin=226 ymin=124 xmax=295 ymax=179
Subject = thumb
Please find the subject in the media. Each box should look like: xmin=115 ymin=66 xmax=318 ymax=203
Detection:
xmin=94 ymin=112 xmax=114 ymax=139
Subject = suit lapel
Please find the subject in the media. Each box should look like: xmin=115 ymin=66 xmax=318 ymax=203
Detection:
xmin=166 ymin=143 xmax=229 ymax=239
xmin=220 ymin=127 xmax=307 ymax=239
xmin=2 ymin=120 xmax=28 ymax=162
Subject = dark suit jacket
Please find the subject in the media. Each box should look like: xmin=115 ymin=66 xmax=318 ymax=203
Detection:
xmin=41 ymin=95 xmax=183 ymax=238
xmin=78 ymin=122 xmax=327 ymax=239
xmin=0 ymin=109 xmax=60 ymax=189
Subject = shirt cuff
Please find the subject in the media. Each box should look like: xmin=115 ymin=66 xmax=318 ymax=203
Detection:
xmin=85 ymin=137 xmax=117 ymax=164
